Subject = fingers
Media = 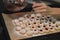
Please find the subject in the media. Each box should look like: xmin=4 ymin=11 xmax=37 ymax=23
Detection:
xmin=33 ymin=6 xmax=46 ymax=10
xmin=32 ymin=3 xmax=42 ymax=8
xmin=32 ymin=2 xmax=47 ymax=14
xmin=20 ymin=0 xmax=24 ymax=3
xmin=34 ymin=9 xmax=47 ymax=13
xmin=32 ymin=3 xmax=47 ymax=8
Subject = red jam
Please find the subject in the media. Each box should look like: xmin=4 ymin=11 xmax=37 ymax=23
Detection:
xmin=34 ymin=30 xmax=37 ymax=31
xmin=34 ymin=22 xmax=36 ymax=24
xmin=31 ymin=17 xmax=34 ymax=19
xmin=28 ymin=23 xmax=30 ymax=25
xmin=43 ymin=25 xmax=46 ymax=27
xmin=56 ymin=25 xmax=58 ymax=27
xmin=32 ymin=26 xmax=34 ymax=28
xmin=38 ymin=26 xmax=40 ymax=28
xmin=37 ymin=16 xmax=40 ymax=18
xmin=45 ymin=28 xmax=48 ymax=30
xmin=36 ymin=19 xmax=39 ymax=20
xmin=40 ymin=30 xmax=43 ymax=31
xmin=50 ymin=28 xmax=53 ymax=29
xmin=49 ymin=24 xmax=51 ymax=26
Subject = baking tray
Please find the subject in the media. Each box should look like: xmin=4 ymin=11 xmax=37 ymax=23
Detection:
xmin=2 ymin=12 xmax=60 ymax=40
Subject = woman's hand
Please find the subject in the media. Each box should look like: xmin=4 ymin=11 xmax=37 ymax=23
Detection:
xmin=20 ymin=0 xmax=24 ymax=5
xmin=32 ymin=2 xmax=49 ymax=14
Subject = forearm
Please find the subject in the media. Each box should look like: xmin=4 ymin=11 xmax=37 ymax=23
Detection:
xmin=50 ymin=8 xmax=60 ymax=15
xmin=49 ymin=8 xmax=60 ymax=20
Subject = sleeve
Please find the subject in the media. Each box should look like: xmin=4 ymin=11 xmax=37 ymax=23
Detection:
xmin=0 ymin=0 xmax=9 ymax=13
xmin=42 ymin=0 xmax=60 ymax=8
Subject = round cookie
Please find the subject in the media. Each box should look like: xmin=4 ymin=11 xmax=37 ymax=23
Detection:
xmin=55 ymin=24 xmax=60 ymax=30
xmin=49 ymin=27 xmax=55 ymax=32
xmin=36 ymin=13 xmax=42 ymax=18
xmin=15 ymin=27 xmax=21 ymax=31
xmin=12 ymin=20 xmax=17 ymax=26
xmin=19 ymin=17 xmax=24 ymax=22
xmin=24 ymin=14 xmax=30 ymax=18
xmin=32 ymin=28 xmax=39 ymax=35
xmin=14 ymin=30 xmax=22 ymax=36
xmin=38 ymin=28 xmax=45 ymax=34
xmin=14 ymin=19 xmax=20 ymax=26
xmin=19 ymin=29 xmax=27 ymax=34
xmin=30 ymin=14 xmax=36 ymax=18
xmin=44 ymin=27 xmax=50 ymax=33
xmin=26 ymin=30 xmax=33 ymax=36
